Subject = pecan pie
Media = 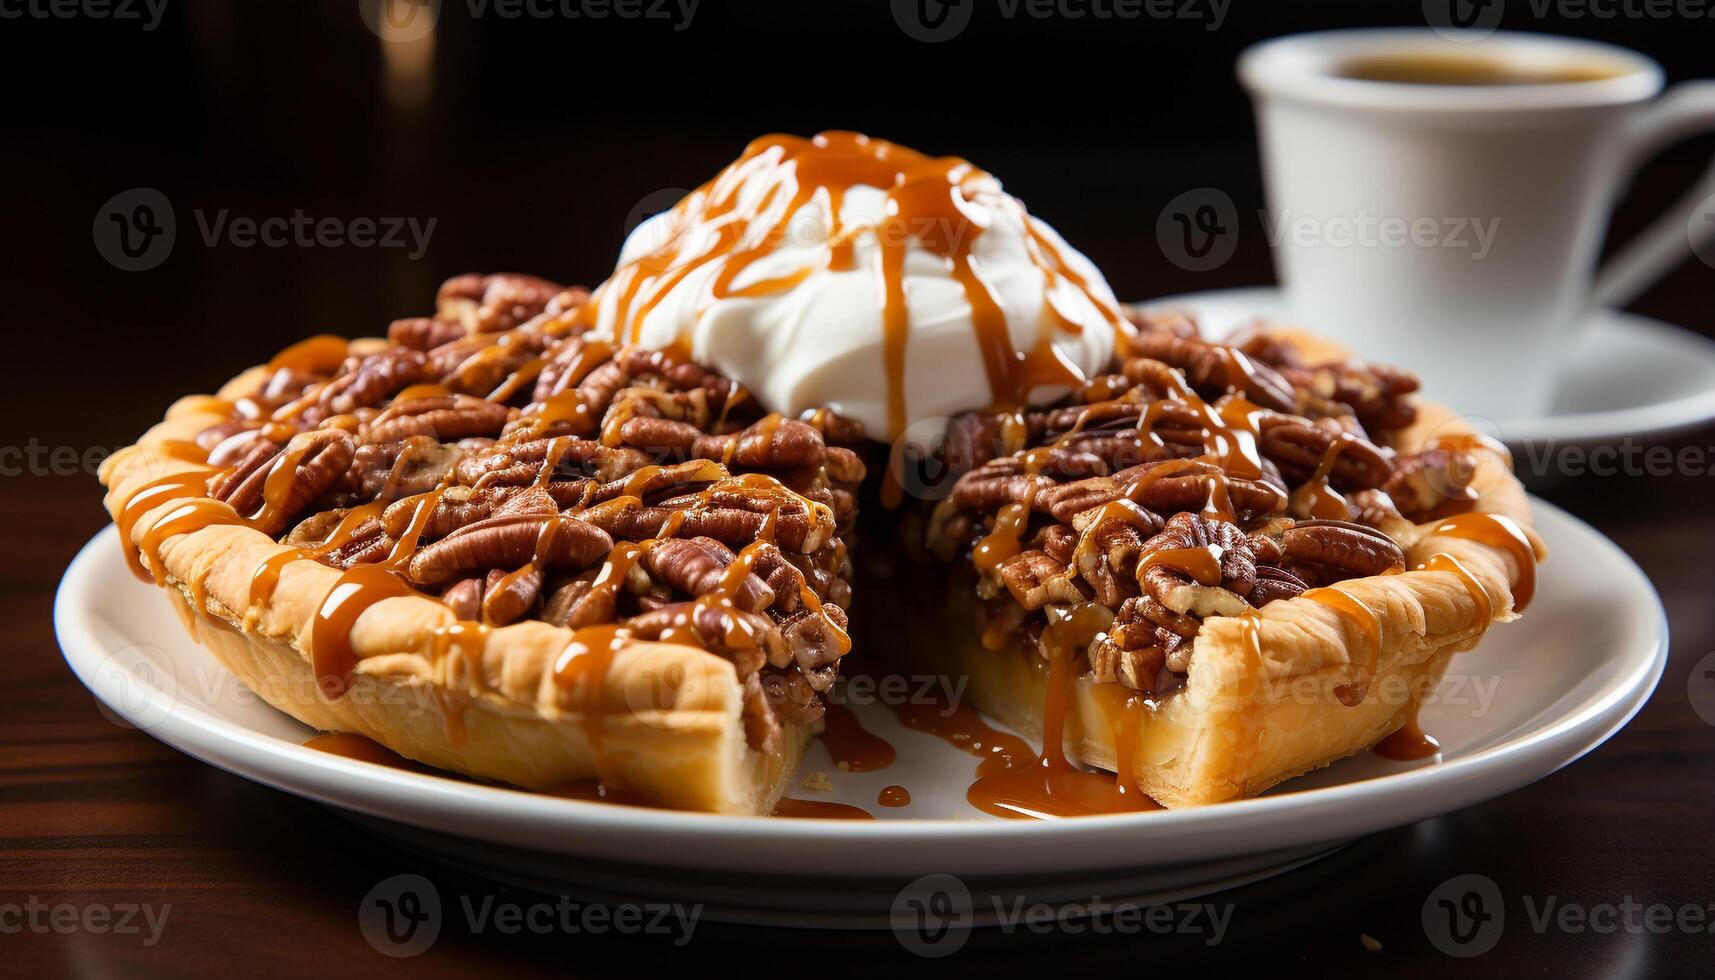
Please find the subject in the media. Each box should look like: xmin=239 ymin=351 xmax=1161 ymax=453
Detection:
xmin=102 ymin=273 xmax=864 ymax=813
xmin=899 ymin=311 xmax=1542 ymax=810
xmin=100 ymin=132 xmax=1543 ymax=815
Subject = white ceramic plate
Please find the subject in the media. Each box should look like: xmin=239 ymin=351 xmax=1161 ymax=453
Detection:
xmin=1140 ymin=286 xmax=1715 ymax=446
xmin=57 ymin=498 xmax=1664 ymax=927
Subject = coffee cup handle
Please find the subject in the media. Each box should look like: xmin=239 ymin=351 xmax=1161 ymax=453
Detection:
xmin=1590 ymin=80 xmax=1715 ymax=311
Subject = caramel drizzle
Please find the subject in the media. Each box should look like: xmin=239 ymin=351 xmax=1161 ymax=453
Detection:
xmin=430 ymin=620 xmax=489 ymax=746
xmin=153 ymin=439 xmax=212 ymax=464
xmin=965 ymin=603 xmax=1159 ymax=818
xmin=378 ymin=488 xmax=447 ymax=571
xmin=269 ymin=334 xmax=350 ymax=375
xmin=1137 ymin=544 xmax=1223 ymax=586
xmin=581 ymin=131 xmax=1128 ymax=439
xmin=487 ymin=356 xmax=546 ymax=403
xmin=774 ymin=798 xmax=875 ymax=820
xmin=1302 ymin=586 xmax=1380 ymax=707
xmin=1428 ymin=512 xmax=1539 ymax=612
xmin=1071 ymin=499 xmax=1158 ymax=574
xmin=1420 ymin=553 xmax=1493 ymax=627
xmin=893 ymin=689 xmax=1034 ymax=777
xmin=310 ymin=563 xmax=420 ymax=699
xmin=138 ymin=499 xmax=246 ymax=611
xmin=816 ymin=702 xmax=896 ymax=773
xmin=1375 ymin=709 xmax=1441 ymax=760
xmin=1291 ymin=433 xmax=1354 ymax=520
xmin=973 ymin=501 xmax=1030 ymax=575
xmin=244 ymin=502 xmax=385 ymax=614
xmin=1220 ymin=610 xmax=1268 ymax=789
xmin=117 ymin=470 xmax=218 ymax=581
xmin=248 ymin=443 xmax=314 ymax=530
xmin=304 ymin=731 xmax=428 ymax=771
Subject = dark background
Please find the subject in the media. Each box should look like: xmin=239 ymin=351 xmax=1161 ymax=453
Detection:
xmin=6 ymin=0 xmax=1715 ymax=976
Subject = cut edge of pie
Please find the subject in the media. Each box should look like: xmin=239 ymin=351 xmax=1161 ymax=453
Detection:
xmin=901 ymin=360 xmax=1539 ymax=808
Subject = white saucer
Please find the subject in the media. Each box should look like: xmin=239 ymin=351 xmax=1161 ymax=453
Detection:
xmin=1138 ymin=287 xmax=1715 ymax=445
xmin=57 ymin=499 xmax=1664 ymax=928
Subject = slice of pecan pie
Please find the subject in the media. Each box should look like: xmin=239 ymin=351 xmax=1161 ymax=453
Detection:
xmin=900 ymin=310 xmax=1542 ymax=811
xmin=102 ymin=273 xmax=863 ymax=813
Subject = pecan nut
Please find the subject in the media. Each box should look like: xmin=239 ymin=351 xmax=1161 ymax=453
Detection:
xmin=1278 ymin=518 xmax=1406 ymax=585
xmin=407 ymin=513 xmax=612 ymax=586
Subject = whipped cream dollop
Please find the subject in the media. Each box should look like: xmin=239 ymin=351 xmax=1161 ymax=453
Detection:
xmin=583 ymin=132 xmax=1128 ymax=439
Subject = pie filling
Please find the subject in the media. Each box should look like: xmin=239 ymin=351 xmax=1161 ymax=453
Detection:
xmin=111 ymin=132 xmax=1542 ymax=814
xmin=120 ymin=273 xmax=865 ymax=757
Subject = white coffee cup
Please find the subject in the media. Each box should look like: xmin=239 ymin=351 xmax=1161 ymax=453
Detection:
xmin=1239 ymin=29 xmax=1715 ymax=420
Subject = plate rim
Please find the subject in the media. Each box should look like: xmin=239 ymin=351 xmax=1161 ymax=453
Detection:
xmin=1137 ymin=285 xmax=1715 ymax=445
xmin=56 ymin=497 xmax=1667 ymax=874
